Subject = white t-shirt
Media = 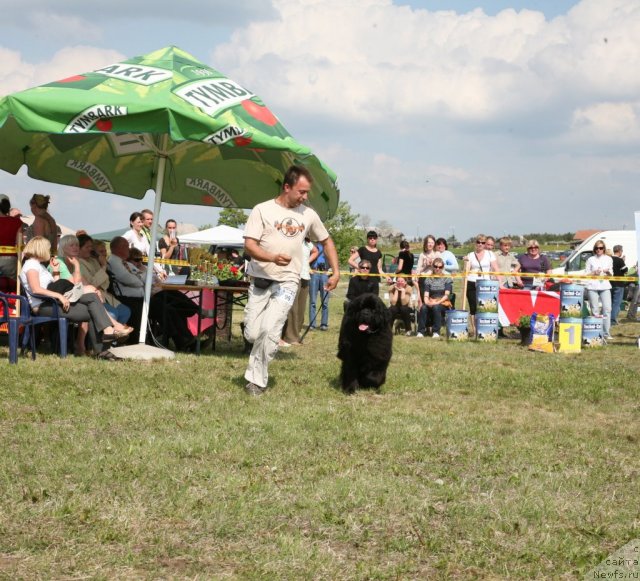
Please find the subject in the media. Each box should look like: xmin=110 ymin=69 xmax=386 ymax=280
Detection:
xmin=20 ymin=258 xmax=54 ymax=309
xmin=244 ymin=199 xmax=329 ymax=283
xmin=586 ymin=254 xmax=613 ymax=291
xmin=465 ymin=251 xmax=497 ymax=282
xmin=123 ymin=229 xmax=151 ymax=256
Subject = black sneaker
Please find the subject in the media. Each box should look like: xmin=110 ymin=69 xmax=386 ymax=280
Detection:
xmin=245 ymin=382 xmax=266 ymax=396
xmin=320 ymin=325 xmax=328 ymax=331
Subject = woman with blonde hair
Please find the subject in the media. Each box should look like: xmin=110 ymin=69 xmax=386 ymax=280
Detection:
xmin=463 ymin=234 xmax=501 ymax=327
xmin=585 ymin=239 xmax=613 ymax=339
xmin=516 ymin=239 xmax=551 ymax=289
xmin=19 ymin=236 xmax=122 ymax=360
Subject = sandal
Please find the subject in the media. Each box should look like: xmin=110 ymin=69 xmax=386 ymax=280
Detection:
xmin=96 ymin=350 xmax=122 ymax=361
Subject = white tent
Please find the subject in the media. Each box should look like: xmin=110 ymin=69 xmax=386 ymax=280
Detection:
xmin=179 ymin=224 xmax=245 ymax=247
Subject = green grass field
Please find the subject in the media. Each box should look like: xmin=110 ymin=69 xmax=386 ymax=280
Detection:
xmin=1 ymin=285 xmax=639 ymax=579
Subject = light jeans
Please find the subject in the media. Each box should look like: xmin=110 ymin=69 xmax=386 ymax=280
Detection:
xmin=587 ymin=288 xmax=612 ymax=337
xmin=309 ymin=272 xmax=329 ymax=328
xmin=244 ymin=279 xmax=298 ymax=388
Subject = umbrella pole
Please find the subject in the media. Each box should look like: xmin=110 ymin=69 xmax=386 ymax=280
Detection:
xmin=139 ymin=139 xmax=168 ymax=345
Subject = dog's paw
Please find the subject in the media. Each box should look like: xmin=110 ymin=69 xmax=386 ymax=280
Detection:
xmin=342 ymin=381 xmax=358 ymax=395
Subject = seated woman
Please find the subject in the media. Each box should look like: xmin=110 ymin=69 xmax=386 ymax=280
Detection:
xmin=77 ymin=234 xmax=131 ymax=325
xmin=56 ymin=234 xmax=133 ymax=353
xmin=417 ymin=257 xmax=453 ymax=338
xmin=20 ymin=236 xmax=122 ymax=360
xmin=0 ymin=194 xmax=23 ymax=290
xmin=388 ymin=276 xmax=413 ymax=335
xmin=344 ymin=260 xmax=377 ymax=311
xmin=158 ymin=218 xmax=188 ymax=275
xmin=516 ymin=239 xmax=551 ymax=289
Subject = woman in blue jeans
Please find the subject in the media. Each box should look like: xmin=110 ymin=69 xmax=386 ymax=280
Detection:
xmin=585 ymin=240 xmax=613 ymax=339
xmin=417 ymin=258 xmax=453 ymax=338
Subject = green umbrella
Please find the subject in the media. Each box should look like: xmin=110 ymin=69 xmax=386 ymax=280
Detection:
xmin=0 ymin=46 xmax=340 ymax=345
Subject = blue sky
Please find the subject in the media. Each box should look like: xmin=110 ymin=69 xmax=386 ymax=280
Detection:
xmin=1 ymin=0 xmax=639 ymax=241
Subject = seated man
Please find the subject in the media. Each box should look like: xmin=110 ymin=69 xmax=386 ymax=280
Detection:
xmin=417 ymin=257 xmax=453 ymax=338
xmin=107 ymin=236 xmax=198 ymax=350
xmin=388 ymin=276 xmax=413 ymax=335
xmin=344 ymin=260 xmax=377 ymax=311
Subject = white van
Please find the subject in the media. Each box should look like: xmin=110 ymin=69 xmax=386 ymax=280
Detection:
xmin=552 ymin=230 xmax=638 ymax=277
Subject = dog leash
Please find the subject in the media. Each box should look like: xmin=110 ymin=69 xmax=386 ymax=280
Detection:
xmin=300 ymin=288 xmax=329 ymax=344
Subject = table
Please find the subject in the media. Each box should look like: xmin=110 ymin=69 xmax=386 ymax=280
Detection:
xmin=498 ymin=288 xmax=560 ymax=327
xmin=160 ymin=283 xmax=248 ymax=354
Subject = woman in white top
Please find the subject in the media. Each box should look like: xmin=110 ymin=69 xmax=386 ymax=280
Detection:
xmin=585 ymin=239 xmax=613 ymax=338
xmin=122 ymin=212 xmax=150 ymax=256
xmin=19 ymin=236 xmax=123 ymax=360
xmin=463 ymin=234 xmax=502 ymax=320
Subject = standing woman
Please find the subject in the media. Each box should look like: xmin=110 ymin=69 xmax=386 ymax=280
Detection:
xmin=122 ymin=212 xmax=150 ymax=256
xmin=396 ymin=240 xmax=414 ymax=284
xmin=0 ymin=194 xmax=23 ymax=285
xmin=348 ymin=246 xmax=360 ymax=272
xmin=585 ymin=239 xmax=613 ymax=339
xmin=463 ymin=234 xmax=501 ymax=327
xmin=516 ymin=239 xmax=551 ymax=289
xmin=349 ymin=230 xmax=383 ymax=295
xmin=25 ymin=194 xmax=58 ymax=254
xmin=416 ymin=234 xmax=438 ymax=302
xmin=435 ymin=237 xmax=459 ymax=274
xmin=19 ymin=236 xmax=122 ymax=360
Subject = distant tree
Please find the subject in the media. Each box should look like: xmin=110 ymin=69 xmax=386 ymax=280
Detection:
xmin=218 ymin=208 xmax=248 ymax=228
xmin=324 ymin=201 xmax=362 ymax=265
xmin=375 ymin=219 xmax=392 ymax=233
xmin=359 ymin=214 xmax=371 ymax=231
xmin=198 ymin=223 xmax=213 ymax=231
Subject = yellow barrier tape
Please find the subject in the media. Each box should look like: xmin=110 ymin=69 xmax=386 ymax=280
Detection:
xmin=325 ymin=270 xmax=638 ymax=282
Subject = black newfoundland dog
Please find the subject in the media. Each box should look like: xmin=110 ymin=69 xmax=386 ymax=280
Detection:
xmin=337 ymin=293 xmax=393 ymax=393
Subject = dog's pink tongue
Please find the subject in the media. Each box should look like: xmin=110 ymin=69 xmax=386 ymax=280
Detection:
xmin=358 ymin=323 xmax=369 ymax=331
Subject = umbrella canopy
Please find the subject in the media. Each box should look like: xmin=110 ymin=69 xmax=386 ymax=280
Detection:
xmin=0 ymin=46 xmax=340 ymax=345
xmin=179 ymin=224 xmax=244 ymax=247
xmin=0 ymin=46 xmax=339 ymax=218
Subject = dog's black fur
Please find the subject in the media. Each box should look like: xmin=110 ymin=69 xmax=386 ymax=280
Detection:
xmin=337 ymin=293 xmax=393 ymax=393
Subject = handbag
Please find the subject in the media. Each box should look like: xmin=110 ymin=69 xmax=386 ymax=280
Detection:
xmin=48 ymin=279 xmax=84 ymax=303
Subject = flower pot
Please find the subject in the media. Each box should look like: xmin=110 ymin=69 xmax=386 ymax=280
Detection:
xmin=518 ymin=326 xmax=531 ymax=346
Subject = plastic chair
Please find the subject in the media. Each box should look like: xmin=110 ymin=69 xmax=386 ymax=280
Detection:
xmin=0 ymin=290 xmax=68 ymax=364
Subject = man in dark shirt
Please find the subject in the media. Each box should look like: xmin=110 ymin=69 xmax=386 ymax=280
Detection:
xmin=611 ymin=244 xmax=628 ymax=324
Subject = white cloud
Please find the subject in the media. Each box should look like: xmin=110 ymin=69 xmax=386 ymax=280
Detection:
xmin=0 ymin=46 xmax=124 ymax=93
xmin=213 ymin=0 xmax=640 ymax=135
xmin=570 ymin=102 xmax=640 ymax=143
